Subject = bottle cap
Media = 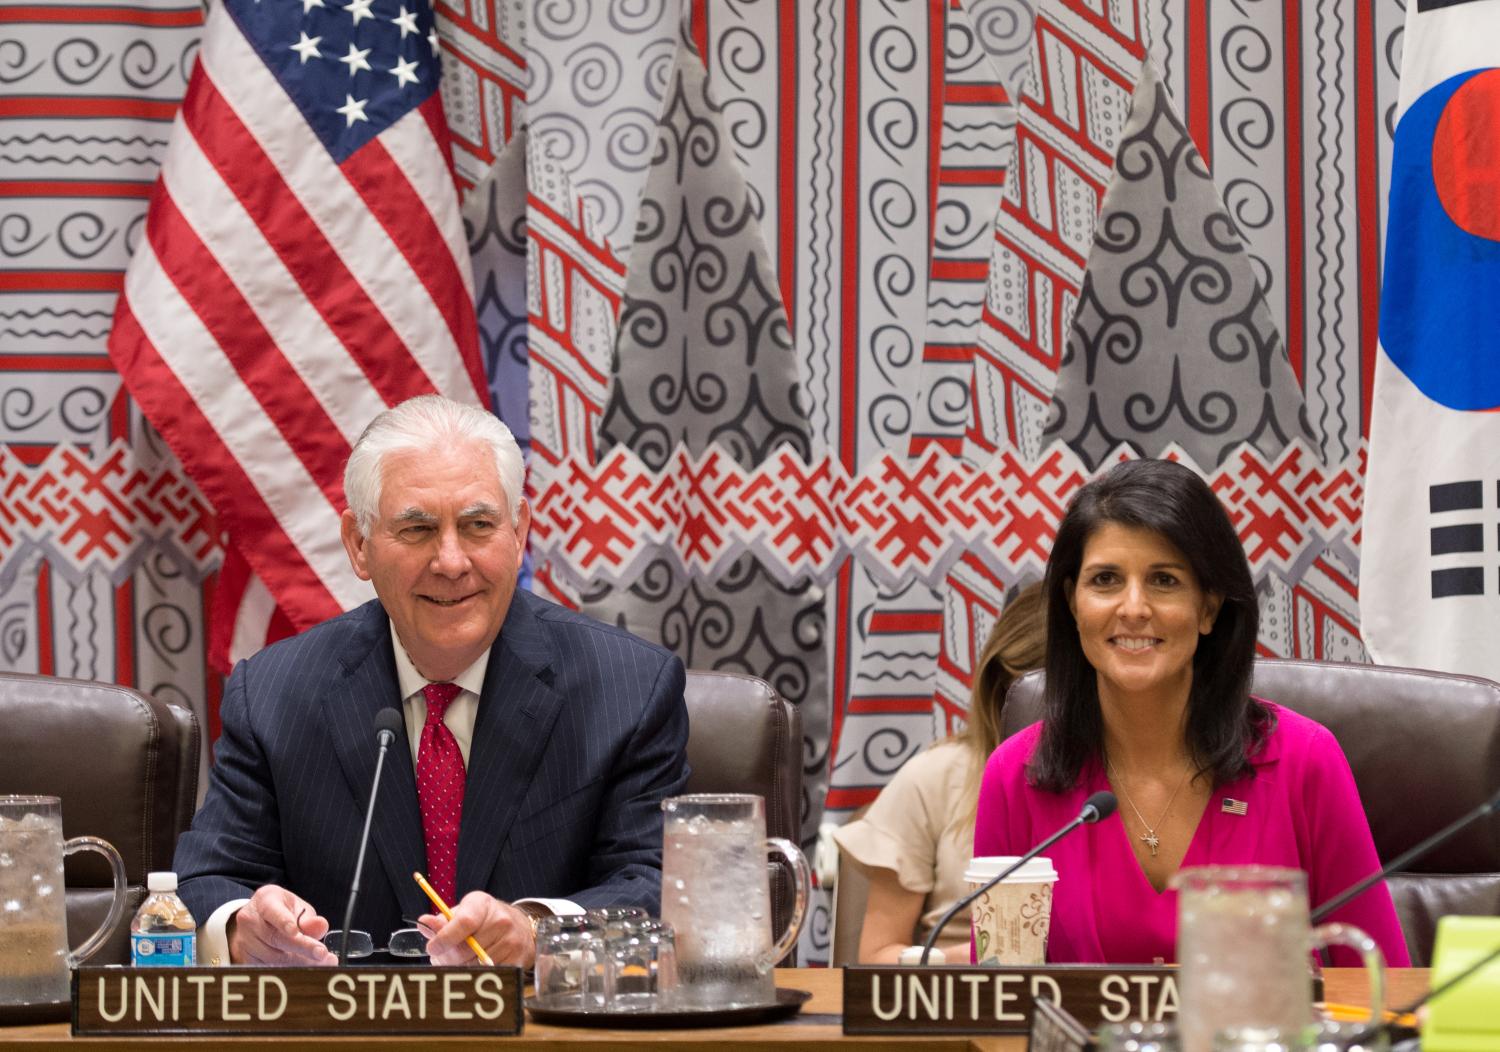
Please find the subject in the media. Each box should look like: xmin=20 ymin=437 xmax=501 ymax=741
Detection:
xmin=147 ymin=871 xmax=179 ymax=893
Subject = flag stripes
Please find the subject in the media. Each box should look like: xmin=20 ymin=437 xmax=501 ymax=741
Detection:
xmin=143 ymin=189 xmax=352 ymax=505
xmin=108 ymin=0 xmax=485 ymax=653
xmin=110 ymin=296 xmax=350 ymax=623
xmin=196 ymin=17 xmax=480 ymax=400
xmin=177 ymin=80 xmax=423 ymax=417
xmin=118 ymin=242 xmax=360 ymax=601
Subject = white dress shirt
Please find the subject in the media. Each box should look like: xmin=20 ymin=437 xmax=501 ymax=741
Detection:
xmin=392 ymin=627 xmax=484 ymax=771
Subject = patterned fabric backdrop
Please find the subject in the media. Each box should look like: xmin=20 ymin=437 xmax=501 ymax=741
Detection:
xmin=1 ymin=0 xmax=1405 ymax=961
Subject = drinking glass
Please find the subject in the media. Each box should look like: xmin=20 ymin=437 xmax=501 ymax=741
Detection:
xmin=532 ymin=914 xmax=609 ymax=1010
xmin=1212 ymin=1021 xmax=1392 ymax=1051
xmin=659 ymin=793 xmax=810 ymax=1009
xmin=1304 ymin=1021 xmax=1391 ymax=1051
xmin=1097 ymin=1021 xmax=1181 ymax=1051
xmin=1212 ymin=1027 xmax=1301 ymax=1052
xmin=0 ymin=796 xmax=126 ymax=1006
xmin=587 ymin=905 xmax=648 ymax=941
xmin=605 ymin=918 xmax=677 ymax=1012
xmin=1174 ymin=867 xmax=1385 ymax=1052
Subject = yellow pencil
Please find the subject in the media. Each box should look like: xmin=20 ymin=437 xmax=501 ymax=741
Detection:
xmin=412 ymin=871 xmax=495 ymax=967
xmin=1320 ymin=1002 xmax=1416 ymax=1028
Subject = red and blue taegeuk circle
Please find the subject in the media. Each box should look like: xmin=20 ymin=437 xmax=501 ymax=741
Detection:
xmin=1379 ymin=67 xmax=1500 ymax=410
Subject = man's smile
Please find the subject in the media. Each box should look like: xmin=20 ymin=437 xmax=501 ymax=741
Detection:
xmin=420 ymin=592 xmax=479 ymax=608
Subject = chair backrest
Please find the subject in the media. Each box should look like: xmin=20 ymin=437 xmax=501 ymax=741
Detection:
xmin=1001 ymin=660 xmax=1500 ymax=964
xmin=682 ymin=670 xmax=802 ymax=962
xmin=0 ymin=672 xmax=200 ymax=965
xmin=830 ymin=804 xmax=872 ymax=966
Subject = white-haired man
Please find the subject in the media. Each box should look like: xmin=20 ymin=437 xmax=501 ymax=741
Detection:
xmin=174 ymin=395 xmax=690 ymax=967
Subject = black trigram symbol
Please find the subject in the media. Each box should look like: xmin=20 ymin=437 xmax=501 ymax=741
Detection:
xmin=1429 ymin=481 xmax=1487 ymax=598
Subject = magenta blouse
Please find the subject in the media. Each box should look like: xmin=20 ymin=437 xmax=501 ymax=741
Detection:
xmin=973 ymin=702 xmax=1412 ymax=966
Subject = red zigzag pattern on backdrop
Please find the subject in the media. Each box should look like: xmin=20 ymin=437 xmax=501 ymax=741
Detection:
xmin=530 ymin=440 xmax=1364 ymax=593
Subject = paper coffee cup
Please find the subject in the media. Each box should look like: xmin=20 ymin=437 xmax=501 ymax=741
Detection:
xmin=965 ymin=856 xmax=1058 ymax=965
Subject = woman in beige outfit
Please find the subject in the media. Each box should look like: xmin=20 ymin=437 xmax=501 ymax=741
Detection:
xmin=834 ymin=583 xmax=1045 ymax=962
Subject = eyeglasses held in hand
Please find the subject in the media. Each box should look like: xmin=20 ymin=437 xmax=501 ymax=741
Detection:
xmin=319 ymin=924 xmax=430 ymax=960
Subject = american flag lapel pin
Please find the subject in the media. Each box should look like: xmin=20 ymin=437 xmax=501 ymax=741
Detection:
xmin=1222 ymin=798 xmax=1249 ymax=815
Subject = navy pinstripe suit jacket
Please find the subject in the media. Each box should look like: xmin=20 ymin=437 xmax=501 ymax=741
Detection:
xmin=173 ymin=589 xmax=690 ymax=936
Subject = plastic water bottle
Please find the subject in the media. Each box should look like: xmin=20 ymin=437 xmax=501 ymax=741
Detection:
xmin=129 ymin=871 xmax=197 ymax=966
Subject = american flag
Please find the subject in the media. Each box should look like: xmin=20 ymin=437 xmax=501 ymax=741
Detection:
xmin=1222 ymin=798 xmax=1249 ymax=816
xmin=107 ymin=0 xmax=488 ymax=666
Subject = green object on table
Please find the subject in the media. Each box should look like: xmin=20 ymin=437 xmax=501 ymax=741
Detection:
xmin=1423 ymin=915 xmax=1500 ymax=1052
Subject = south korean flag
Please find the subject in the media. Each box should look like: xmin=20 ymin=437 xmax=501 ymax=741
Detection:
xmin=1362 ymin=0 xmax=1500 ymax=677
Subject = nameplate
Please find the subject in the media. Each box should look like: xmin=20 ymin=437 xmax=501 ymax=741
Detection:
xmin=842 ymin=964 xmax=1178 ymax=1035
xmin=73 ymin=966 xmax=523 ymax=1036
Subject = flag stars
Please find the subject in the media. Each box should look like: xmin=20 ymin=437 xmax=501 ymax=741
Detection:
xmin=427 ymin=27 xmax=440 ymax=55
xmin=391 ymin=5 xmax=420 ymax=38
xmin=344 ymin=0 xmax=376 ymax=24
xmin=336 ymin=93 xmax=369 ymax=126
xmin=300 ymin=0 xmax=325 ymax=14
xmin=338 ymin=41 xmax=372 ymax=76
xmin=289 ymin=31 xmax=322 ymax=64
xmin=390 ymin=56 xmax=421 ymax=88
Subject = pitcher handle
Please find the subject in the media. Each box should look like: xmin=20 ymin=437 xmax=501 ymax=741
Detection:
xmin=1311 ymin=922 xmax=1385 ymax=1026
xmin=764 ymin=836 xmax=810 ymax=966
xmin=63 ymin=836 xmax=127 ymax=967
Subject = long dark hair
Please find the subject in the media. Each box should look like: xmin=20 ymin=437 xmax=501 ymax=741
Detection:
xmin=1028 ymin=459 xmax=1267 ymax=792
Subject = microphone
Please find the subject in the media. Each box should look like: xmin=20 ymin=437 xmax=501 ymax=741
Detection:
xmin=1310 ymin=786 xmax=1500 ymax=924
xmin=338 ymin=707 xmax=405 ymax=966
xmin=918 ymin=790 xmax=1116 ymax=965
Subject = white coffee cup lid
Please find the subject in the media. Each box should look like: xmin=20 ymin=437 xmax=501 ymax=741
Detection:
xmin=963 ymin=855 xmax=1057 ymax=884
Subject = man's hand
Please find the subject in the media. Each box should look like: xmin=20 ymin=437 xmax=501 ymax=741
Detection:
xmin=420 ymin=891 xmax=536 ymax=967
xmin=228 ymin=885 xmax=337 ymax=965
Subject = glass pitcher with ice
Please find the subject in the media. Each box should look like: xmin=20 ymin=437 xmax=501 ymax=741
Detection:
xmin=1173 ymin=866 xmax=1385 ymax=1052
xmin=1 ymin=796 xmax=127 ymax=1008
xmin=659 ymin=794 xmax=810 ymax=1008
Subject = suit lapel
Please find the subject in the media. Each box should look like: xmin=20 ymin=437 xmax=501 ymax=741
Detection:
xmin=456 ymin=593 xmax=564 ymax=896
xmin=323 ymin=603 xmax=429 ymax=920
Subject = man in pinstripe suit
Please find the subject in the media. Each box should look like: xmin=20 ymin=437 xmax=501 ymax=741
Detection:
xmin=174 ymin=396 xmax=690 ymax=967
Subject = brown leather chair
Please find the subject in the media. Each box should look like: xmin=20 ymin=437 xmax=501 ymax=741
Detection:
xmin=682 ymin=670 xmax=802 ymax=962
xmin=1002 ymin=660 xmax=1500 ymax=965
xmin=0 ymin=672 xmax=200 ymax=965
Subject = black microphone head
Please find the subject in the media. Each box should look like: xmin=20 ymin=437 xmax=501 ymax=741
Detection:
xmin=1081 ymin=790 xmax=1117 ymax=823
xmin=373 ymin=708 xmax=404 ymax=743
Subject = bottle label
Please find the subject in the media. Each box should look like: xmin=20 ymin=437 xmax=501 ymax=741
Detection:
xmin=131 ymin=932 xmax=196 ymax=967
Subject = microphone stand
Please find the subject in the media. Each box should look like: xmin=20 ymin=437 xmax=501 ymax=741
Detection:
xmin=1311 ymin=788 xmax=1500 ymax=923
xmin=918 ymin=793 xmax=1115 ymax=966
xmin=340 ymin=719 xmax=398 ymax=966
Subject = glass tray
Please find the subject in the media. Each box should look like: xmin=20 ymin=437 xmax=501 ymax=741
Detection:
xmin=526 ymin=987 xmax=812 ymax=1029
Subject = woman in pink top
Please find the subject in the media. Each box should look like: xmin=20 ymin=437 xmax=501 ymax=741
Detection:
xmin=974 ymin=459 xmax=1410 ymax=966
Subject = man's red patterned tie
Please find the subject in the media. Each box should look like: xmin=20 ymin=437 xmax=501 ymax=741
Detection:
xmin=416 ymin=682 xmax=465 ymax=903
